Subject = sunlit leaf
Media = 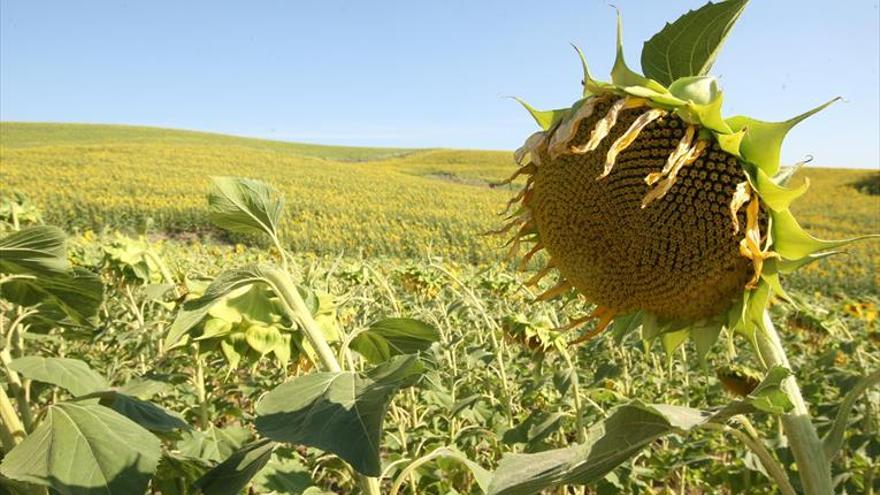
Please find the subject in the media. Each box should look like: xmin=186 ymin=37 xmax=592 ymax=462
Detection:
xmin=641 ymin=0 xmax=750 ymax=86
xmin=208 ymin=176 xmax=284 ymax=239
xmin=0 ymin=403 xmax=161 ymax=495
xmin=8 ymin=356 xmax=109 ymax=397
xmin=350 ymin=317 xmax=440 ymax=364
xmin=255 ymin=354 xmax=424 ymax=476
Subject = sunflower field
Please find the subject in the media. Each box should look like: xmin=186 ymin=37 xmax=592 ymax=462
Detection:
xmin=1 ymin=1 xmax=879 ymax=495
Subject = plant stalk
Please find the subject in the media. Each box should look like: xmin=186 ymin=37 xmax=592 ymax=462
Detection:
xmin=264 ymin=267 xmax=380 ymax=495
xmin=0 ymin=384 xmax=26 ymax=451
xmin=754 ymin=311 xmax=832 ymax=495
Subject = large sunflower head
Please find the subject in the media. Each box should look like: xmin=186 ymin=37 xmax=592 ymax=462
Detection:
xmin=499 ymin=1 xmax=874 ymax=353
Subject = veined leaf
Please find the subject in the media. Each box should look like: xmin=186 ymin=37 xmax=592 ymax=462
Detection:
xmin=255 ymin=354 xmax=424 ymax=476
xmin=0 ymin=225 xmax=69 ymax=276
xmin=193 ymin=439 xmax=277 ymax=495
xmin=641 ymin=0 xmax=750 ymax=86
xmin=350 ymin=317 xmax=440 ymax=364
xmin=177 ymin=425 xmax=252 ymax=464
xmin=0 ymin=402 xmax=161 ymax=495
xmin=208 ymin=176 xmax=284 ymax=239
xmin=8 ymin=356 xmax=109 ymax=397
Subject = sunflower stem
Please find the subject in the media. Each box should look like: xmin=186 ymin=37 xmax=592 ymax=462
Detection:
xmin=754 ymin=310 xmax=832 ymax=495
xmin=263 ymin=267 xmax=381 ymax=495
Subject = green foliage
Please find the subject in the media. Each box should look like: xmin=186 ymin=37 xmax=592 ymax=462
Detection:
xmin=8 ymin=356 xmax=109 ymax=397
xmin=193 ymin=439 xmax=276 ymax=495
xmin=641 ymin=0 xmax=749 ymax=86
xmin=0 ymin=403 xmax=162 ymax=495
xmin=255 ymin=354 xmax=425 ymax=476
xmin=350 ymin=317 xmax=440 ymax=364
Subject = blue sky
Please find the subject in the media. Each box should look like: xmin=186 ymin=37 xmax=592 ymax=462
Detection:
xmin=1 ymin=1 xmax=878 ymax=168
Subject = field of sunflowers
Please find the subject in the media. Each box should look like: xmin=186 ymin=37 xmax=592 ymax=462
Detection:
xmin=0 ymin=119 xmax=878 ymax=494
xmin=1 ymin=122 xmax=877 ymax=293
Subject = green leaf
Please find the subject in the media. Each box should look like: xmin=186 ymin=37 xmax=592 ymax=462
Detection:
xmin=177 ymin=425 xmax=252 ymax=464
xmin=193 ymin=439 xmax=276 ymax=495
xmin=0 ymin=402 xmax=161 ymax=495
xmin=0 ymin=226 xmax=70 ymax=277
xmin=152 ymin=454 xmax=212 ymax=495
xmin=8 ymin=356 xmax=109 ymax=397
xmin=251 ymin=455 xmax=320 ymax=494
xmin=660 ymin=328 xmax=689 ymax=359
xmin=96 ymin=391 xmax=189 ymax=432
xmin=770 ymin=208 xmax=878 ymax=260
xmin=823 ymin=368 xmax=880 ymax=461
xmin=692 ymin=322 xmax=723 ymax=365
xmin=669 ymin=76 xmax=732 ymax=133
xmin=255 ymin=354 xmax=425 ymax=476
xmin=747 ymin=366 xmax=793 ymax=415
xmin=245 ymin=324 xmax=285 ymax=355
xmin=207 ymin=176 xmax=284 ymax=239
xmin=350 ymin=318 xmax=440 ymax=364
xmin=0 ymin=227 xmax=104 ymax=327
xmin=513 ymin=98 xmax=569 ymax=131
xmin=641 ymin=0 xmax=750 ymax=86
xmin=487 ymin=402 xmax=714 ymax=494
xmin=726 ymin=98 xmax=840 ymax=175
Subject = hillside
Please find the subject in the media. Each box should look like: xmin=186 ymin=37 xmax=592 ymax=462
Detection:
xmin=1 ymin=122 xmax=877 ymax=291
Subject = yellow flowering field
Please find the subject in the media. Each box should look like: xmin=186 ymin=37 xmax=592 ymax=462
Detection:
xmin=1 ymin=122 xmax=877 ymax=291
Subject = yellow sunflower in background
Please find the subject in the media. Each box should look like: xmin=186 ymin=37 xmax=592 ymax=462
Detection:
xmin=498 ymin=5 xmax=874 ymax=355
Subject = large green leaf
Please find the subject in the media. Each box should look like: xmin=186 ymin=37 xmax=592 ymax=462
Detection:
xmin=8 ymin=356 xmax=109 ymax=397
xmin=641 ymin=0 xmax=750 ymax=86
xmin=207 ymin=176 xmax=284 ymax=239
xmin=350 ymin=317 xmax=440 ymax=364
xmin=0 ymin=227 xmax=103 ymax=326
xmin=0 ymin=402 xmax=161 ymax=495
xmin=255 ymin=354 xmax=424 ymax=476
xmin=0 ymin=226 xmax=70 ymax=277
xmin=193 ymin=439 xmax=276 ymax=495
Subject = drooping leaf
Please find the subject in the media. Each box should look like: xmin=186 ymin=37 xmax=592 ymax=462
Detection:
xmin=691 ymin=322 xmax=723 ymax=365
xmin=193 ymin=439 xmax=277 ymax=495
xmin=96 ymin=391 xmax=189 ymax=432
xmin=350 ymin=317 xmax=440 ymax=364
xmin=0 ymin=402 xmax=161 ymax=495
xmin=8 ymin=356 xmax=109 ymax=397
xmin=117 ymin=378 xmax=172 ymax=399
xmin=251 ymin=454 xmax=320 ymax=495
xmin=641 ymin=0 xmax=750 ymax=86
xmin=207 ymin=176 xmax=284 ymax=239
xmin=726 ymin=98 xmax=840 ymax=175
xmin=0 ymin=226 xmax=70 ymax=276
xmin=255 ymin=354 xmax=425 ymax=476
xmin=487 ymin=402 xmax=714 ymax=494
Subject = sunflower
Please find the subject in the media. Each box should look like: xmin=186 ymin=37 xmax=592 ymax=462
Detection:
xmin=499 ymin=8 xmax=872 ymax=353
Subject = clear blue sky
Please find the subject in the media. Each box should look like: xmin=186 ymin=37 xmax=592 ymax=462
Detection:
xmin=1 ymin=1 xmax=878 ymax=168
